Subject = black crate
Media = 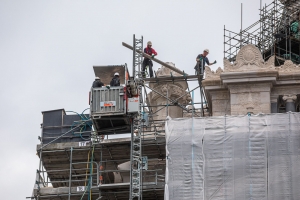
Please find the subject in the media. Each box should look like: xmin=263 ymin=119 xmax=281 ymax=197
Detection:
xmin=41 ymin=109 xmax=91 ymax=144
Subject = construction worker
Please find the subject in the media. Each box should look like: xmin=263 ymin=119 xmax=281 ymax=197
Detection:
xmin=92 ymin=77 xmax=104 ymax=88
xmin=195 ymin=49 xmax=216 ymax=75
xmin=142 ymin=41 xmax=157 ymax=78
xmin=110 ymin=72 xmax=120 ymax=86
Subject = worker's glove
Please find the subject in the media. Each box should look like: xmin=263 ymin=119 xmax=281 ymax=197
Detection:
xmin=213 ymin=60 xmax=217 ymax=64
xmin=151 ymin=54 xmax=155 ymax=58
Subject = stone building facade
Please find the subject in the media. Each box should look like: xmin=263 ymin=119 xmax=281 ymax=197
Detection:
xmin=203 ymin=44 xmax=300 ymax=116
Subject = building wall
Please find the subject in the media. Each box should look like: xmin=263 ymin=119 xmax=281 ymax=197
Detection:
xmin=203 ymin=44 xmax=300 ymax=116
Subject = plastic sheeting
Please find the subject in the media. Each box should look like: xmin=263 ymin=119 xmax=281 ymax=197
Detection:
xmin=165 ymin=113 xmax=300 ymax=200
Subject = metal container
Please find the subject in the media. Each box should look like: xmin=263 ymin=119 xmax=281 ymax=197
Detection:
xmin=90 ymin=86 xmax=126 ymax=117
xmin=42 ymin=109 xmax=91 ymax=144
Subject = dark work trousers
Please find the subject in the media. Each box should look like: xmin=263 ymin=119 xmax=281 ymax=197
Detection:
xmin=142 ymin=59 xmax=153 ymax=78
xmin=195 ymin=63 xmax=205 ymax=75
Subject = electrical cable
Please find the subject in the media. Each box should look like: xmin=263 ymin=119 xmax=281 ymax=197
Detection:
xmin=66 ymin=110 xmax=92 ymax=140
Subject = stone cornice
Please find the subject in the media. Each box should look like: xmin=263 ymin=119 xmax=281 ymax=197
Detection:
xmin=202 ymin=79 xmax=222 ymax=87
xmin=220 ymin=71 xmax=278 ymax=80
xmin=278 ymin=73 xmax=300 ymax=80
xmin=220 ymin=71 xmax=278 ymax=86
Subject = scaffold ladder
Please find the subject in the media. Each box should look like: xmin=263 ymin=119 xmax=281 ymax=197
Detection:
xmin=130 ymin=35 xmax=143 ymax=200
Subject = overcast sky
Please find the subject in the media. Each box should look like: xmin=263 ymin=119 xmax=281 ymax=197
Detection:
xmin=0 ymin=0 xmax=273 ymax=199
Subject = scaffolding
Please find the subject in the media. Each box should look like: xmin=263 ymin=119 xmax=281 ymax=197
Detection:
xmin=128 ymin=34 xmax=209 ymax=199
xmin=224 ymin=0 xmax=300 ymax=65
xmin=27 ymin=35 xmax=209 ymax=200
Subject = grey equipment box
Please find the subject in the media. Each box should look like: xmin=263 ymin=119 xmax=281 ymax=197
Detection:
xmin=90 ymin=86 xmax=131 ymax=135
xmin=41 ymin=109 xmax=91 ymax=145
xmin=90 ymin=86 xmax=126 ymax=117
xmin=127 ymin=97 xmax=139 ymax=113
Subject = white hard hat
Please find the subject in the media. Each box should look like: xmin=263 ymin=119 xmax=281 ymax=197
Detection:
xmin=204 ymin=49 xmax=209 ymax=53
xmin=147 ymin=41 xmax=152 ymax=45
xmin=114 ymin=72 xmax=119 ymax=76
xmin=95 ymin=77 xmax=100 ymax=80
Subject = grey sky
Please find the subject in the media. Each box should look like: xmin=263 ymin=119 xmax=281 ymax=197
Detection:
xmin=0 ymin=0 xmax=273 ymax=198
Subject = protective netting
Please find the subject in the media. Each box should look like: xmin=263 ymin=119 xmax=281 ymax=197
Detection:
xmin=165 ymin=113 xmax=300 ymax=200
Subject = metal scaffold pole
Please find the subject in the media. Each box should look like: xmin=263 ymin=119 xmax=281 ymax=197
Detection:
xmin=223 ymin=0 xmax=300 ymax=65
xmin=130 ymin=35 xmax=143 ymax=200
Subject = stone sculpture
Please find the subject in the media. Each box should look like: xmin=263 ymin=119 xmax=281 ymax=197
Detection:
xmin=147 ymin=62 xmax=191 ymax=121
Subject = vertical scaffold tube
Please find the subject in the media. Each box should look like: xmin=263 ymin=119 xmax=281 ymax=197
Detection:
xmin=68 ymin=147 xmax=73 ymax=200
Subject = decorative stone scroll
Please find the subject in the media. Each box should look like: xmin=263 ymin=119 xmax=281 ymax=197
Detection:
xmin=206 ymin=66 xmax=223 ymax=79
xmin=222 ymin=45 xmax=300 ymax=74
xmin=276 ymin=60 xmax=300 ymax=73
xmin=156 ymin=62 xmax=181 ymax=77
xmin=282 ymin=94 xmax=297 ymax=103
xmin=224 ymin=44 xmax=265 ymax=72
xmin=265 ymin=56 xmax=276 ymax=68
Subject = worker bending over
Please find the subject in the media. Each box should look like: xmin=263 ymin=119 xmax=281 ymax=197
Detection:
xmin=195 ymin=49 xmax=216 ymax=75
xmin=142 ymin=41 xmax=157 ymax=78
xmin=92 ymin=77 xmax=104 ymax=88
xmin=110 ymin=72 xmax=120 ymax=86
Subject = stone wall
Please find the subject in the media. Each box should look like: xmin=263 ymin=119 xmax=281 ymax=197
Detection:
xmin=203 ymin=44 xmax=300 ymax=116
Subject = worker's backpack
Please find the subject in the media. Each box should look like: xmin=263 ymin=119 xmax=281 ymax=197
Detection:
xmin=110 ymin=77 xmax=120 ymax=86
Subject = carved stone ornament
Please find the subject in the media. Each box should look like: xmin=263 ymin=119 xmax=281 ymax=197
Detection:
xmin=148 ymin=84 xmax=191 ymax=104
xmin=151 ymin=63 xmax=188 ymax=90
xmin=156 ymin=62 xmax=181 ymax=77
xmin=223 ymin=44 xmax=300 ymax=74
xmin=147 ymin=62 xmax=192 ymax=111
xmin=282 ymin=94 xmax=297 ymax=103
xmin=276 ymin=60 xmax=300 ymax=73
xmin=265 ymin=56 xmax=276 ymax=69
xmin=224 ymin=44 xmax=265 ymax=72
xmin=235 ymin=44 xmax=265 ymax=67
xmin=205 ymin=66 xmax=223 ymax=79
xmin=224 ymin=58 xmax=233 ymax=71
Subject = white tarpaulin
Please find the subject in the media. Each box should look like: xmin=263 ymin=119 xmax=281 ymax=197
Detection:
xmin=165 ymin=113 xmax=300 ymax=200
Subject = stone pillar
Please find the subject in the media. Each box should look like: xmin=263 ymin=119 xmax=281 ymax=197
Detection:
xmin=228 ymin=83 xmax=272 ymax=115
xmin=209 ymin=91 xmax=230 ymax=116
xmin=283 ymin=94 xmax=297 ymax=112
xmin=271 ymin=95 xmax=278 ymax=113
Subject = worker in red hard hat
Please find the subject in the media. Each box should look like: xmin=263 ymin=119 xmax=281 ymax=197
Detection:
xmin=194 ymin=49 xmax=217 ymax=75
xmin=142 ymin=41 xmax=157 ymax=78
